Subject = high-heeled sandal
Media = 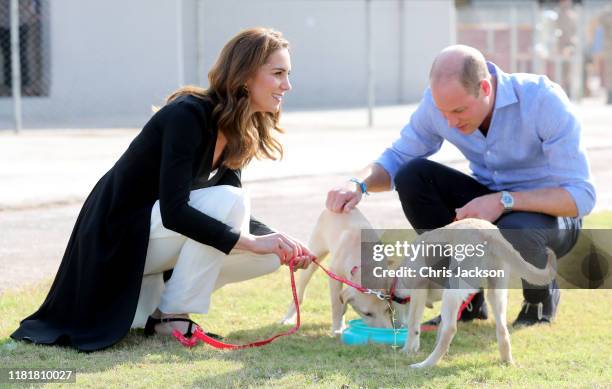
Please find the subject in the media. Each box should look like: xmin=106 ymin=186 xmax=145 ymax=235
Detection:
xmin=144 ymin=316 xmax=222 ymax=340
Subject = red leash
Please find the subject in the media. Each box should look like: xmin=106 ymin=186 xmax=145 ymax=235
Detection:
xmin=310 ymin=258 xmax=389 ymax=299
xmin=172 ymin=255 xmax=479 ymax=348
xmin=172 ymin=257 xmax=301 ymax=349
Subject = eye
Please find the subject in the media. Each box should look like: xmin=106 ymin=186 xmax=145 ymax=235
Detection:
xmin=364 ymin=312 xmax=373 ymax=317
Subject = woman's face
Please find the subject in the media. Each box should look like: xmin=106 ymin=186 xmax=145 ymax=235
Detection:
xmin=246 ymin=48 xmax=292 ymax=113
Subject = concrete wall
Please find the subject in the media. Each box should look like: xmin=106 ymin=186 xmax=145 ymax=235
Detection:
xmin=198 ymin=0 xmax=455 ymax=107
xmin=0 ymin=0 xmax=183 ymax=128
xmin=0 ymin=0 xmax=454 ymax=129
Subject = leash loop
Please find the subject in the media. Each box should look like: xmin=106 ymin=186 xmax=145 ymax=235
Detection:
xmin=172 ymin=257 xmax=301 ymax=349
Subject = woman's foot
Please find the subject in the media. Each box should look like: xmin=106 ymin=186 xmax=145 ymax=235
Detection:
xmin=155 ymin=313 xmax=194 ymax=336
xmin=144 ymin=310 xmax=222 ymax=340
xmin=144 ymin=309 xmax=196 ymax=337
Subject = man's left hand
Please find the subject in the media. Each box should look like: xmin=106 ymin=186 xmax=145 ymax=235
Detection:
xmin=455 ymin=193 xmax=504 ymax=222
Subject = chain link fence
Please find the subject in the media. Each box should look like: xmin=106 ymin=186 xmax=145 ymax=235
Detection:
xmin=0 ymin=0 xmax=50 ymax=132
xmin=0 ymin=0 xmax=48 ymax=98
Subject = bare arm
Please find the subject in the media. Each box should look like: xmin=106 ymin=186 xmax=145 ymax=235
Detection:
xmin=512 ymin=187 xmax=578 ymax=216
xmin=456 ymin=187 xmax=578 ymax=222
xmin=361 ymin=163 xmax=393 ymax=193
xmin=234 ymin=232 xmax=316 ymax=270
xmin=326 ymin=163 xmax=392 ymax=213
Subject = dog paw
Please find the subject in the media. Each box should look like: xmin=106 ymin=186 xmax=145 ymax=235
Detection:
xmin=501 ymin=357 xmax=515 ymax=366
xmin=402 ymin=339 xmax=420 ymax=354
xmin=331 ymin=326 xmax=346 ymax=337
xmin=410 ymin=362 xmax=429 ymax=369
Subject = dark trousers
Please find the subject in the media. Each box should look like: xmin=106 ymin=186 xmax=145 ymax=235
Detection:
xmin=394 ymin=158 xmax=580 ymax=303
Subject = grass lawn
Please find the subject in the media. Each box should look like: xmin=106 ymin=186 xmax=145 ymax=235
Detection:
xmin=1 ymin=213 xmax=612 ymax=388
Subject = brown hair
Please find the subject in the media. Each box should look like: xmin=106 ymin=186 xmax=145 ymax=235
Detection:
xmin=166 ymin=27 xmax=288 ymax=169
xmin=458 ymin=55 xmax=489 ymax=96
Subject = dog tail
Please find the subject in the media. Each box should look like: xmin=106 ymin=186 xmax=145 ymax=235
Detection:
xmin=419 ymin=227 xmax=557 ymax=286
xmin=484 ymin=230 xmax=557 ymax=286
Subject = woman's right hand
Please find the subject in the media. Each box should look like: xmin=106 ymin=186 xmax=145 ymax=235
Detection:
xmin=236 ymin=232 xmax=316 ymax=269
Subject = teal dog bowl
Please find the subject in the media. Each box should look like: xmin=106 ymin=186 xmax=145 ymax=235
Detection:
xmin=341 ymin=319 xmax=408 ymax=347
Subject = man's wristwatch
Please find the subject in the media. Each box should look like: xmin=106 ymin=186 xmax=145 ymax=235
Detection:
xmin=500 ymin=191 xmax=514 ymax=213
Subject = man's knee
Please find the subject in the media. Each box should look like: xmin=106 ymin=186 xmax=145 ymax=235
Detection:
xmin=497 ymin=213 xmax=551 ymax=269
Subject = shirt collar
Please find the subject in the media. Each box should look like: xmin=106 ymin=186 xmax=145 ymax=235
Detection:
xmin=488 ymin=61 xmax=518 ymax=110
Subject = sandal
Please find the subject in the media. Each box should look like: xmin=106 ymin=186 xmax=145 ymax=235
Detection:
xmin=144 ymin=315 xmax=222 ymax=340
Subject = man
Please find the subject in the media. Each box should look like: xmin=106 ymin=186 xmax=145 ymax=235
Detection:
xmin=327 ymin=45 xmax=595 ymax=327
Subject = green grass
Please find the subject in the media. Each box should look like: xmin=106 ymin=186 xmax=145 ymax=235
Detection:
xmin=1 ymin=214 xmax=612 ymax=388
xmin=583 ymin=211 xmax=612 ymax=228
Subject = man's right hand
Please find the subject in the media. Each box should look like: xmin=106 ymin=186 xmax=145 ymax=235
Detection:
xmin=326 ymin=181 xmax=363 ymax=213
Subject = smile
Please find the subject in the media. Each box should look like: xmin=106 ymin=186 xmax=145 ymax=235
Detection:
xmin=272 ymin=94 xmax=283 ymax=102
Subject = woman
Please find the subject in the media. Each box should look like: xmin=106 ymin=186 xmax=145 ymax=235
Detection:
xmin=11 ymin=27 xmax=314 ymax=351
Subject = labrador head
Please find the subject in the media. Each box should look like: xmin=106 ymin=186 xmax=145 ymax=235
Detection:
xmin=339 ymin=287 xmax=394 ymax=328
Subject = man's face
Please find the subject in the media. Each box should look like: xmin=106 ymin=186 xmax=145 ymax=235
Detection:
xmin=431 ymin=78 xmax=492 ymax=135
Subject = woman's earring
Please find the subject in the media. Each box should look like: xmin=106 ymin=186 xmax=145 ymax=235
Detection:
xmin=243 ymin=84 xmax=249 ymax=94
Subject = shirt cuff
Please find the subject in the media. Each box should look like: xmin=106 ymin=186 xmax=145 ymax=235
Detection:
xmin=562 ymin=185 xmax=595 ymax=218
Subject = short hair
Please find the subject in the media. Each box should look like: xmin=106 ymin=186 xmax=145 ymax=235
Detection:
xmin=460 ymin=55 xmax=489 ymax=96
xmin=429 ymin=47 xmax=490 ymax=96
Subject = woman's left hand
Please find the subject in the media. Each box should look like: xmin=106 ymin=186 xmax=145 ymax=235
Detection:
xmin=282 ymin=235 xmax=316 ymax=271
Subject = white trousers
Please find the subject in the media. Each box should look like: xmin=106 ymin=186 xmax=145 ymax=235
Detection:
xmin=131 ymin=185 xmax=280 ymax=328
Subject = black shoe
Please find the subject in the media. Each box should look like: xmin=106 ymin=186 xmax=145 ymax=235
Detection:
xmin=458 ymin=290 xmax=488 ymax=322
xmin=421 ymin=291 xmax=488 ymax=327
xmin=512 ymin=286 xmax=560 ymax=328
xmin=144 ymin=316 xmax=222 ymax=339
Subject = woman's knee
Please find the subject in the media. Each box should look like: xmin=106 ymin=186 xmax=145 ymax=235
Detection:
xmin=188 ymin=185 xmax=249 ymax=228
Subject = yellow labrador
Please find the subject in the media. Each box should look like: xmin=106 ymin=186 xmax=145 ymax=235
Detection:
xmin=280 ymin=209 xmax=393 ymax=335
xmin=392 ymin=218 xmax=556 ymax=368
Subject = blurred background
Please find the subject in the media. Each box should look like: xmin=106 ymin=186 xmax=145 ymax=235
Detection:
xmin=0 ymin=0 xmax=611 ymax=131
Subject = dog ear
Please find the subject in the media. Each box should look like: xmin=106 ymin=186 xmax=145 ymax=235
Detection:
xmin=339 ymin=288 xmax=353 ymax=305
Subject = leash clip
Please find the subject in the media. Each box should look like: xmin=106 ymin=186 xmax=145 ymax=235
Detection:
xmin=365 ymin=289 xmax=389 ymax=301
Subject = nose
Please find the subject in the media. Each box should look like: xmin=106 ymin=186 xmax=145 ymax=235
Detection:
xmin=445 ymin=114 xmax=459 ymax=128
xmin=281 ymin=76 xmax=292 ymax=92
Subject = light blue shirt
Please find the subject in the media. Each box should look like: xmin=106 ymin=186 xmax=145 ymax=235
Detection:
xmin=376 ymin=62 xmax=596 ymax=218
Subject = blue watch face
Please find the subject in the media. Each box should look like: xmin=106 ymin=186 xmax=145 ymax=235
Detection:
xmin=502 ymin=192 xmax=513 ymax=207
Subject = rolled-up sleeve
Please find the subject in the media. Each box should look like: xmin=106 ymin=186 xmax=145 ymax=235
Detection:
xmin=376 ymin=92 xmax=444 ymax=187
xmin=537 ymin=85 xmax=597 ymax=217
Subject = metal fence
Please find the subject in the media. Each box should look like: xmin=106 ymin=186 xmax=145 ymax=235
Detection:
xmin=1 ymin=0 xmax=49 ymax=132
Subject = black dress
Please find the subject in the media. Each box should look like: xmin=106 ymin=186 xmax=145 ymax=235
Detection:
xmin=11 ymin=94 xmax=273 ymax=351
